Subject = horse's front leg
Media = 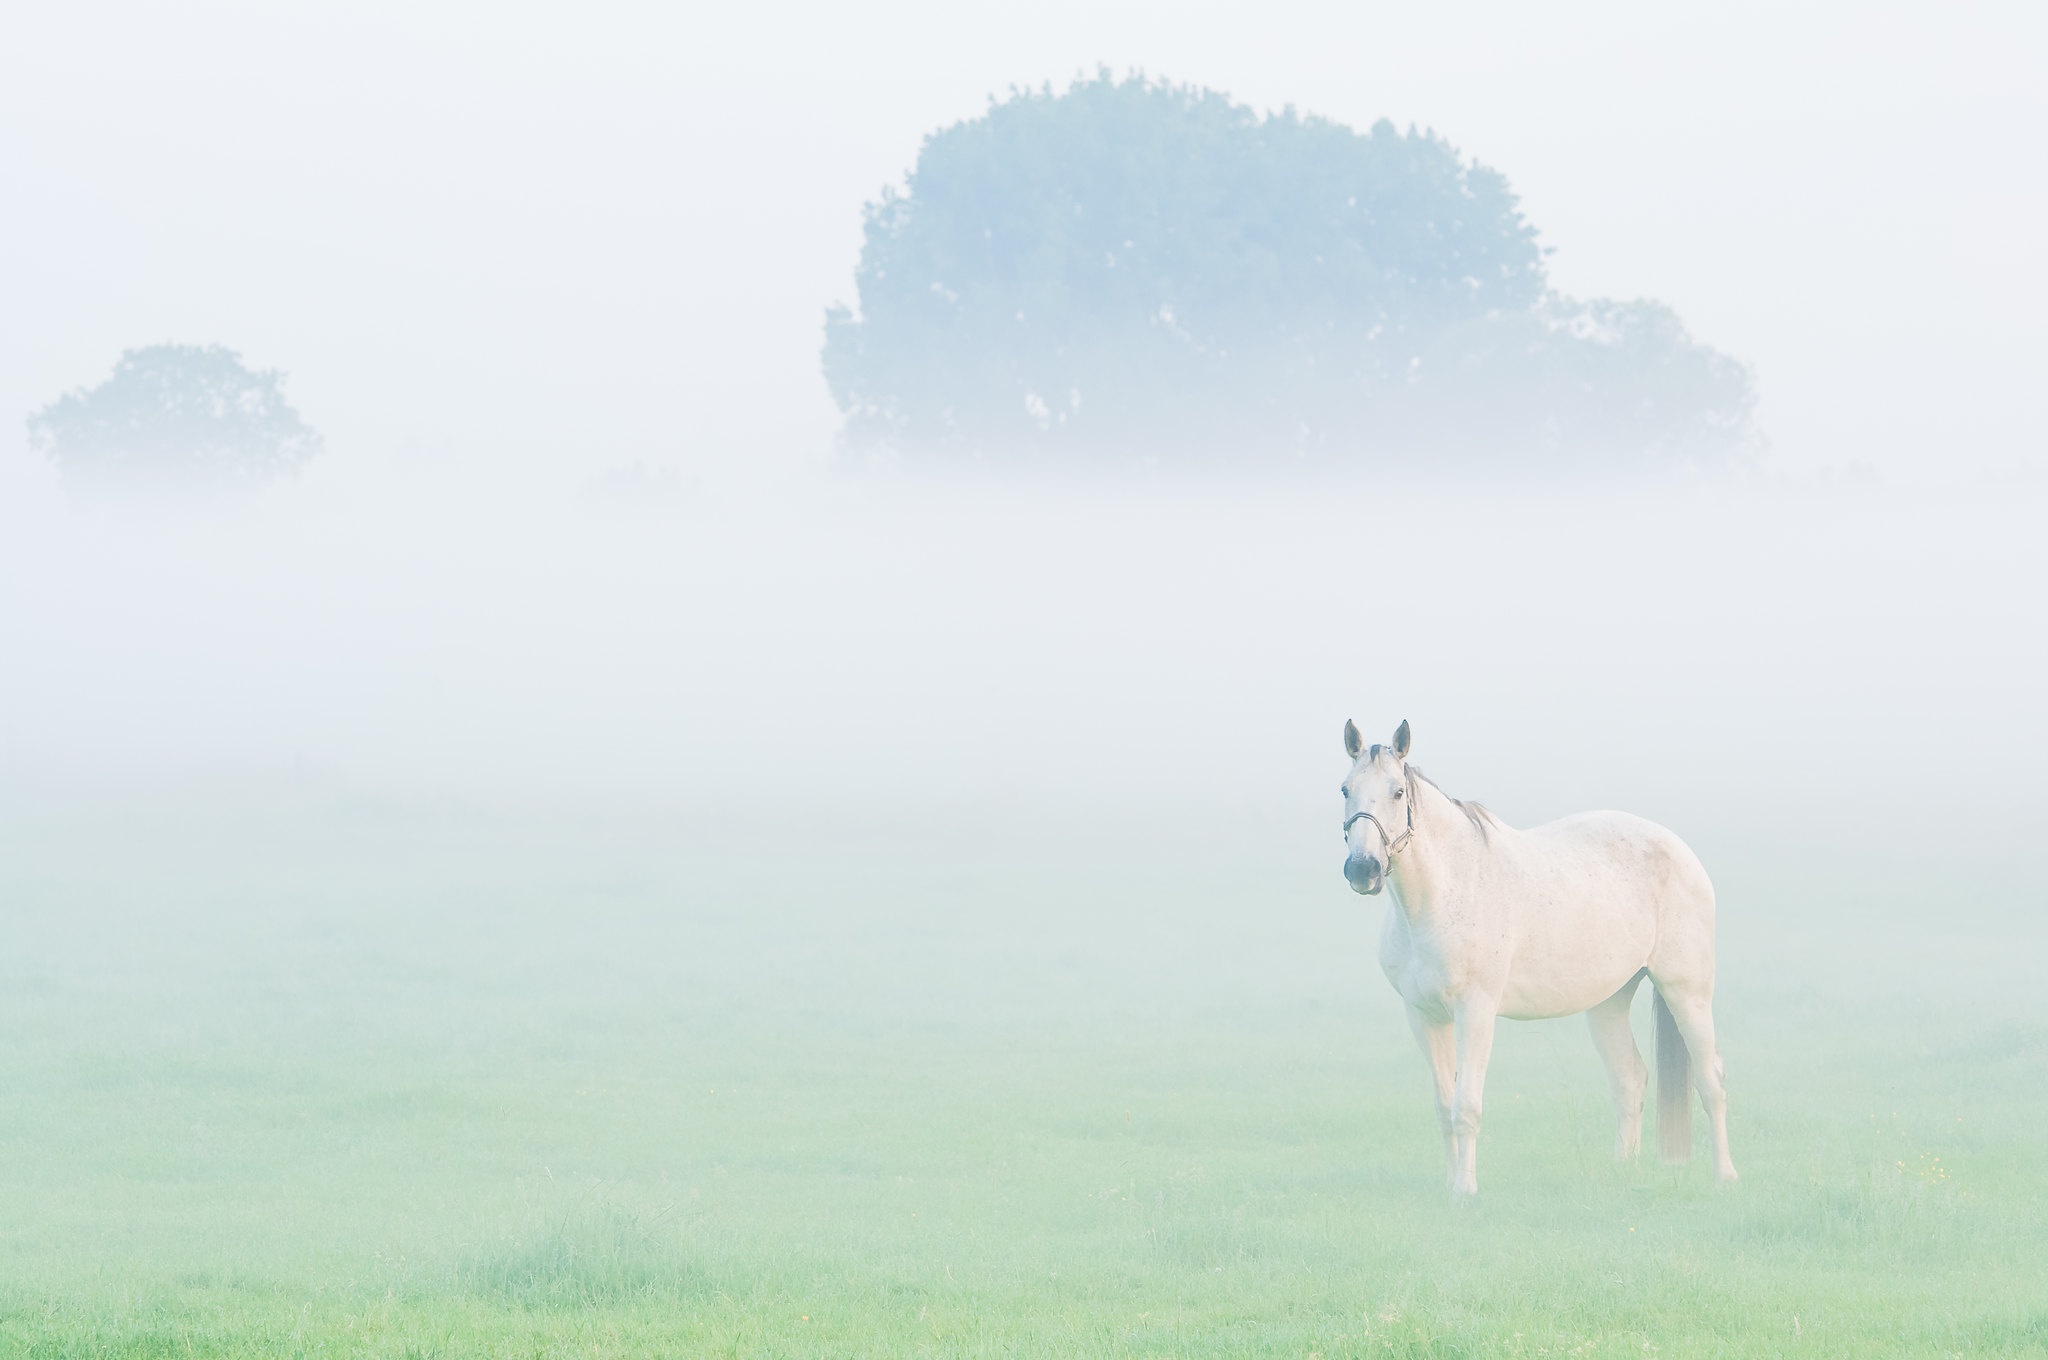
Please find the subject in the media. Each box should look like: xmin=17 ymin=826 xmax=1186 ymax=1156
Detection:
xmin=1450 ymin=996 xmax=1501 ymax=1196
xmin=1405 ymin=1006 xmax=1456 ymax=1186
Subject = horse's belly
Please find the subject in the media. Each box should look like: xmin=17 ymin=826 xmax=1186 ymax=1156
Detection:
xmin=1496 ymin=966 xmax=1637 ymax=1020
xmin=1497 ymin=919 xmax=1651 ymax=1019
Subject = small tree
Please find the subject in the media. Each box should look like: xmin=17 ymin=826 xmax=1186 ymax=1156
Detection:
xmin=27 ymin=344 xmax=322 ymax=500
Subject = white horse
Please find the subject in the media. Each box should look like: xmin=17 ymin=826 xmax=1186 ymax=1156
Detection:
xmin=1340 ymin=719 xmax=1735 ymax=1195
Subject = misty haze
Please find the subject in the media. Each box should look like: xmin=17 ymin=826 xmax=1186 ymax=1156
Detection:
xmin=2 ymin=4 xmax=2045 ymax=1356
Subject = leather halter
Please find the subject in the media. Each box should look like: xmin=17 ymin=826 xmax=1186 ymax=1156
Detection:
xmin=1342 ymin=775 xmax=1415 ymax=861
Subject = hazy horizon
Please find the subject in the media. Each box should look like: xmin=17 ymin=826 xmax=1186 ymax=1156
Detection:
xmin=5 ymin=472 xmax=2042 ymax=866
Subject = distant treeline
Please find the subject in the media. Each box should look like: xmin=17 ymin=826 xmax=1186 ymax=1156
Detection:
xmin=823 ymin=74 xmax=1755 ymax=468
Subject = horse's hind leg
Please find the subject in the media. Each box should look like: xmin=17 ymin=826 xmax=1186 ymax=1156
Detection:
xmin=1659 ymin=983 xmax=1738 ymax=1183
xmin=1585 ymin=971 xmax=1648 ymax=1160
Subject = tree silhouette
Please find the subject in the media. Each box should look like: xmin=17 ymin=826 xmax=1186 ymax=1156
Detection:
xmin=824 ymin=74 xmax=1754 ymax=468
xmin=28 ymin=344 xmax=322 ymax=501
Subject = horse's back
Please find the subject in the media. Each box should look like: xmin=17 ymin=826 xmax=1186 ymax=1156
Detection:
xmin=1528 ymin=811 xmax=1709 ymax=893
xmin=1524 ymin=810 xmax=1716 ymax=977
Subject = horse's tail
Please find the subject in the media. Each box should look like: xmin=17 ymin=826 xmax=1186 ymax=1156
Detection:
xmin=1654 ymin=987 xmax=1693 ymax=1164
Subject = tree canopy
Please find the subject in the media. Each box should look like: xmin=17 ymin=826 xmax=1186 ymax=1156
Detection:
xmin=823 ymin=74 xmax=1754 ymax=468
xmin=28 ymin=344 xmax=322 ymax=501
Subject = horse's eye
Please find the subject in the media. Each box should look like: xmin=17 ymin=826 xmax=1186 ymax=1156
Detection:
xmin=1392 ymin=788 xmax=1404 ymax=798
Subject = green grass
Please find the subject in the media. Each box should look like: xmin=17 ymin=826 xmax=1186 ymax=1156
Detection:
xmin=0 ymin=788 xmax=2042 ymax=1357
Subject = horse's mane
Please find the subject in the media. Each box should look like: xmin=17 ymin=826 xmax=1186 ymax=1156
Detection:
xmin=1407 ymin=765 xmax=1501 ymax=842
xmin=1364 ymin=743 xmax=1502 ymax=842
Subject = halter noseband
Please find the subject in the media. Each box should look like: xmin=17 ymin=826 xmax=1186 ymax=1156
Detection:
xmin=1342 ymin=775 xmax=1416 ymax=861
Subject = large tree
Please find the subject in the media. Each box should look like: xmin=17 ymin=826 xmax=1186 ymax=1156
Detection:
xmin=823 ymin=74 xmax=1754 ymax=467
xmin=28 ymin=344 xmax=322 ymax=501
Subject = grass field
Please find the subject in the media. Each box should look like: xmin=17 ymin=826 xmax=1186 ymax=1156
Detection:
xmin=0 ymin=786 xmax=2043 ymax=1358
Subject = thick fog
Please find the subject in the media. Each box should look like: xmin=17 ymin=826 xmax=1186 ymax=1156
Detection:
xmin=6 ymin=16 xmax=2048 ymax=1349
xmin=4 ymin=0 xmax=2045 ymax=502
xmin=3 ymin=3 xmax=2045 ymax=995
xmin=5 ymin=473 xmax=2044 ymax=859
xmin=8 ymin=2 xmax=2039 ymax=819
xmin=4 ymin=2 xmax=2048 ymax=1032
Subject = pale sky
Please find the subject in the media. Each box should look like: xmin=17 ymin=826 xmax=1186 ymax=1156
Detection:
xmin=4 ymin=0 xmax=2043 ymax=498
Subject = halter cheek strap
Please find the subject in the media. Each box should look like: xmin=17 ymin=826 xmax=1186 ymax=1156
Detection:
xmin=1342 ymin=783 xmax=1415 ymax=859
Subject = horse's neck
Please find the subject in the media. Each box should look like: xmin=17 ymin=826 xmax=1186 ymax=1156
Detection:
xmin=1387 ymin=778 xmax=1486 ymax=914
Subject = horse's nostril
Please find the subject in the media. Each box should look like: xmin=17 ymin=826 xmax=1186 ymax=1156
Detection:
xmin=1344 ymin=854 xmax=1382 ymax=892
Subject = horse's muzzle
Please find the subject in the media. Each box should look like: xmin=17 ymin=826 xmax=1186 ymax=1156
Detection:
xmin=1343 ymin=853 xmax=1383 ymax=895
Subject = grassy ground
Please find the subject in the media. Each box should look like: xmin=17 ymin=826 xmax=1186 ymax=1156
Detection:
xmin=0 ymin=788 xmax=2042 ymax=1357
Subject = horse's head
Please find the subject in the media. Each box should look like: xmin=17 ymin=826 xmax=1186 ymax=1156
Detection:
xmin=1340 ymin=718 xmax=1412 ymax=895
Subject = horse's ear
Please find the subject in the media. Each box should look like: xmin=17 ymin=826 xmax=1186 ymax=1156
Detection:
xmin=1344 ymin=719 xmax=1364 ymax=759
xmin=1392 ymin=719 xmax=1411 ymax=759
